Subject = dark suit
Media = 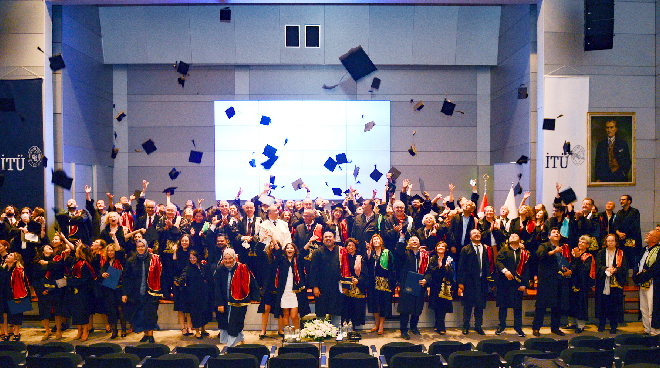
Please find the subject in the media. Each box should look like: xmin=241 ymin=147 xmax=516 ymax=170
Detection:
xmin=134 ymin=213 xmax=161 ymax=251
xmin=449 ymin=214 xmax=477 ymax=264
xmin=495 ymin=245 xmax=529 ymax=331
xmin=55 ymin=208 xmax=92 ymax=245
xmin=348 ymin=212 xmax=378 ymax=254
xmin=234 ymin=216 xmax=264 ymax=283
xmin=532 ymin=242 xmax=571 ymax=331
xmin=457 ymin=242 xmax=493 ymax=330
xmin=613 ymin=206 xmax=642 ymax=268
xmin=594 ymin=135 xmax=631 ymax=182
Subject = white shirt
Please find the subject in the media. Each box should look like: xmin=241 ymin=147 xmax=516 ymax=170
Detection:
xmin=604 ymin=249 xmax=615 ymax=295
xmin=258 ymin=218 xmax=292 ymax=247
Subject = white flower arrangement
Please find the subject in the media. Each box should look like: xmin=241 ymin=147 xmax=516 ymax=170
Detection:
xmin=299 ymin=319 xmax=338 ymax=341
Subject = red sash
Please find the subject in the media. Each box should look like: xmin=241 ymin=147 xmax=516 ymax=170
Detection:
xmin=418 ymin=249 xmax=429 ymax=274
xmin=517 ymin=249 xmax=529 ymax=276
xmin=615 ymin=249 xmax=623 ymax=268
xmin=525 ymin=219 xmax=535 ymax=234
xmin=275 ymin=258 xmax=300 ymax=288
xmin=11 ymin=266 xmax=28 ymax=299
xmin=339 ymin=246 xmax=351 ymax=278
xmin=340 ymin=219 xmax=348 ymax=242
xmin=230 ymin=263 xmax=251 ymax=300
xmin=148 ymin=254 xmax=162 ymax=292
xmin=73 ymin=260 xmax=97 ymax=280
xmin=580 ymin=252 xmax=596 ymax=279
xmin=486 ymin=245 xmax=495 ymax=274
xmin=561 ymin=243 xmax=572 ymax=262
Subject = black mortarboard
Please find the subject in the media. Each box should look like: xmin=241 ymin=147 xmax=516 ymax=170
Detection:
xmin=324 ymin=157 xmax=337 ymax=172
xmin=518 ymin=85 xmax=528 ymax=99
xmin=514 ymin=182 xmax=523 ymax=195
xmin=189 ymin=150 xmax=203 ymax=164
xmin=563 ymin=141 xmax=571 ymax=155
xmin=331 ymin=202 xmax=344 ymax=211
xmin=111 ymin=146 xmax=118 ymax=159
xmin=163 ymin=187 xmax=177 ymax=195
xmin=133 ymin=189 xmax=143 ymax=199
xmin=261 ymin=155 xmax=278 ymax=170
xmin=411 ymin=194 xmax=424 ymax=202
xmin=141 ymin=139 xmax=157 ymax=155
xmin=516 ymin=155 xmax=529 ymax=165
xmin=413 ymin=101 xmax=424 ymax=111
xmin=336 ymin=153 xmax=349 ymax=165
xmin=249 ymin=159 xmax=256 ymax=167
xmin=49 ymin=54 xmax=65 ymax=71
xmin=225 ymin=107 xmax=235 ymax=119
xmin=220 ymin=7 xmax=231 ymax=21
xmin=52 ymin=169 xmax=73 ymax=190
xmin=260 ymin=116 xmax=271 ymax=126
xmin=0 ymin=98 xmax=16 ymax=112
xmin=339 ymin=45 xmax=377 ymax=82
xmin=364 ymin=121 xmax=375 ymax=132
xmin=262 ymin=144 xmax=277 ymax=158
xmin=543 ymin=118 xmax=555 ymax=130
xmin=269 ymin=175 xmax=277 ymax=189
xmin=332 ymin=188 xmax=343 ymax=196
xmin=558 ymin=187 xmax=577 ymax=204
xmin=42 ymin=156 xmax=48 ymax=168
xmin=115 ymin=111 xmax=126 ymax=122
xmin=292 ymin=178 xmax=304 ymax=190
xmin=388 ymin=167 xmax=401 ymax=181
xmin=441 ymin=99 xmax=456 ymax=116
xmin=284 ymin=138 xmax=288 ymax=145
xmin=177 ymin=76 xmax=185 ymax=88
xmin=408 ymin=144 xmax=417 ymax=156
xmin=353 ymin=166 xmax=360 ymax=180
xmin=176 ymin=61 xmax=190 ymax=75
xmin=370 ymin=77 xmax=381 ymax=91
xmin=169 ymin=168 xmax=181 ymax=180
xmin=370 ymin=167 xmax=383 ymax=182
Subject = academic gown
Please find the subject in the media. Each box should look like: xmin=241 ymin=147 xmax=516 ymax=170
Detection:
xmin=366 ymin=249 xmax=395 ymax=317
xmin=395 ymin=243 xmax=431 ymax=316
xmin=178 ymin=261 xmax=213 ymax=328
xmin=426 ymin=254 xmax=454 ymax=314
xmin=309 ymin=244 xmax=344 ymax=317
xmin=570 ymin=251 xmax=595 ymax=321
xmin=213 ymin=262 xmax=259 ymax=337
xmin=495 ymin=245 xmax=529 ymax=308
xmin=340 ymin=251 xmax=367 ymax=326
xmin=535 ymin=242 xmax=571 ymax=311
xmin=595 ymin=248 xmax=627 ymax=323
xmin=632 ymin=245 xmax=660 ymax=329
xmin=273 ymin=254 xmax=311 ymax=318
xmin=67 ymin=259 xmax=96 ymax=325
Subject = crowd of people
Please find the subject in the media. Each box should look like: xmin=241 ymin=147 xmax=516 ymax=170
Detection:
xmin=0 ymin=175 xmax=658 ymax=345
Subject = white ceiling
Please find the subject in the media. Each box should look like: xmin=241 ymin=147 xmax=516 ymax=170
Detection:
xmin=51 ymin=0 xmax=537 ymax=5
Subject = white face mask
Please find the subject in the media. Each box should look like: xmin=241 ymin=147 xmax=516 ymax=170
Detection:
xmin=20 ymin=213 xmax=29 ymax=222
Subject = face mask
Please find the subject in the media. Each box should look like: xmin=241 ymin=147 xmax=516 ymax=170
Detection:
xmin=20 ymin=213 xmax=29 ymax=222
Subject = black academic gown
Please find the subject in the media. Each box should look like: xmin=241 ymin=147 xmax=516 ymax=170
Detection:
xmin=457 ymin=242 xmax=493 ymax=309
xmin=178 ymin=261 xmax=213 ymax=328
xmin=535 ymin=242 xmax=571 ymax=311
xmin=595 ymin=248 xmax=627 ymax=322
xmin=308 ymin=244 xmax=343 ymax=317
xmin=633 ymin=245 xmax=660 ymax=329
xmin=395 ymin=242 xmax=431 ymax=316
xmin=495 ymin=245 xmax=529 ymax=308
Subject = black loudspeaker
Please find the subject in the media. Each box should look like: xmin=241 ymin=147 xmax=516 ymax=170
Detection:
xmin=584 ymin=0 xmax=614 ymax=51
xmin=339 ymin=45 xmax=377 ymax=82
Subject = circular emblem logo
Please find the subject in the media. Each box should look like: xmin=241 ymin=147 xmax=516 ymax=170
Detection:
xmin=27 ymin=146 xmax=43 ymax=168
xmin=571 ymin=145 xmax=585 ymax=166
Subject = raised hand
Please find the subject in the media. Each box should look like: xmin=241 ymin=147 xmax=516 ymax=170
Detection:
xmin=85 ymin=185 xmax=92 ymax=194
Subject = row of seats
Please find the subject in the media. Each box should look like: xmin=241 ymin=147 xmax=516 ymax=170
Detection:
xmin=0 ymin=333 xmax=657 ymax=368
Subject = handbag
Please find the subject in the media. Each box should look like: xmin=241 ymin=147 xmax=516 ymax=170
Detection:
xmin=439 ymin=280 xmax=452 ymax=300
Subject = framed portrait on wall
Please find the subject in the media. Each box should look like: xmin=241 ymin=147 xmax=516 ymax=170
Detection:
xmin=587 ymin=112 xmax=635 ymax=186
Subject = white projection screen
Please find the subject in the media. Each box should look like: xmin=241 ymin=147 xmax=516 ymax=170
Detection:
xmin=214 ymin=101 xmax=390 ymax=201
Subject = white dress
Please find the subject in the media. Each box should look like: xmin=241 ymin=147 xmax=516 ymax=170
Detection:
xmin=280 ymin=266 xmax=298 ymax=308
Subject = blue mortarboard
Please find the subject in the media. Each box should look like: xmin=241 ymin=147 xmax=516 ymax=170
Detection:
xmin=261 ymin=155 xmax=278 ymax=170
xmin=263 ymin=144 xmax=277 ymax=158
xmin=370 ymin=167 xmax=382 ymax=182
xmin=260 ymin=116 xmax=271 ymax=125
xmin=324 ymin=157 xmax=337 ymax=172
xmin=169 ymin=168 xmax=181 ymax=180
xmin=336 ymin=153 xmax=349 ymax=165
xmin=441 ymin=99 xmax=456 ymax=115
xmin=141 ymin=139 xmax=157 ymax=155
xmin=249 ymin=159 xmax=256 ymax=167
xmin=189 ymin=150 xmax=203 ymax=164
xmin=332 ymin=188 xmax=343 ymax=196
xmin=225 ymin=107 xmax=235 ymax=119
xmin=52 ymin=169 xmax=73 ymax=190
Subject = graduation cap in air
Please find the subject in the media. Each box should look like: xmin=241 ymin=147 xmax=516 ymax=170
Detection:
xmin=514 ymin=182 xmax=523 ymax=195
xmin=52 ymin=169 xmax=73 ymax=190
xmin=220 ymin=7 xmax=231 ymax=21
xmin=269 ymin=175 xmax=277 ymax=189
xmin=111 ymin=146 xmax=119 ymax=159
xmin=370 ymin=166 xmax=383 ymax=182
xmin=413 ymin=101 xmax=424 ymax=111
xmin=249 ymin=159 xmax=256 ymax=168
xmin=176 ymin=61 xmax=190 ymax=75
xmin=177 ymin=77 xmax=185 ymax=88
xmin=263 ymin=144 xmax=277 ymax=158
xmin=558 ymin=187 xmax=577 ymax=204
xmin=260 ymin=116 xmax=271 ymax=126
xmin=336 ymin=153 xmax=349 ymax=165
xmin=370 ymin=77 xmax=381 ymax=91
xmin=225 ymin=107 xmax=235 ymax=119
xmin=169 ymin=168 xmax=181 ymax=180
xmin=543 ymin=118 xmax=556 ymax=131
xmin=292 ymin=178 xmax=304 ymax=190
xmin=49 ymin=54 xmax=65 ymax=71
xmin=324 ymin=157 xmax=337 ymax=172
xmin=0 ymin=98 xmax=16 ymax=112
xmin=418 ymin=178 xmax=426 ymax=193
xmin=408 ymin=144 xmax=417 ymax=156
xmin=332 ymin=188 xmax=344 ymax=196
xmin=261 ymin=156 xmax=278 ymax=170
xmin=141 ymin=139 xmax=157 ymax=155
xmin=516 ymin=155 xmax=529 ymax=165
xmin=388 ymin=166 xmax=401 ymax=182
xmin=115 ymin=111 xmax=126 ymax=122
xmin=518 ymin=84 xmax=528 ymax=99
xmin=441 ymin=99 xmax=456 ymax=116
xmin=41 ymin=156 xmax=48 ymax=168
xmin=339 ymin=45 xmax=377 ymax=82
xmin=563 ymin=141 xmax=572 ymax=155
xmin=163 ymin=187 xmax=177 ymax=195
xmin=189 ymin=150 xmax=203 ymax=164
xmin=353 ymin=166 xmax=360 ymax=180
xmin=364 ymin=121 xmax=375 ymax=132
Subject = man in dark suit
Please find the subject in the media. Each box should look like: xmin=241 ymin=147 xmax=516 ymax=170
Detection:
xmin=457 ymin=228 xmax=494 ymax=335
xmin=135 ymin=199 xmax=160 ymax=250
xmin=614 ymin=194 xmax=642 ymax=269
xmin=449 ymin=201 xmax=478 ymax=264
xmin=294 ymin=209 xmax=322 ymax=274
xmin=234 ymin=201 xmax=265 ymax=285
xmin=348 ymin=199 xmax=378 ymax=254
xmin=495 ymin=233 xmax=529 ymax=337
xmin=594 ymin=120 xmax=632 ymax=182
xmin=55 ymin=198 xmax=92 ymax=245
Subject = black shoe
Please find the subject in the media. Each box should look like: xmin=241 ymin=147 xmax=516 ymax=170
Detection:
xmin=88 ymin=328 xmax=95 ymax=334
xmin=475 ymin=328 xmax=486 ymax=335
xmin=410 ymin=328 xmax=420 ymax=335
xmin=532 ymin=330 xmax=540 ymax=337
xmin=516 ymin=330 xmax=526 ymax=337
xmin=598 ymin=326 xmax=605 ymax=332
xmin=462 ymin=329 xmax=469 ymax=335
xmin=110 ymin=329 xmax=118 ymax=339
xmin=551 ymin=329 xmax=565 ymax=336
xmin=575 ymin=327 xmax=585 ymax=334
xmin=147 ymin=336 xmax=155 ymax=343
xmin=201 ymin=331 xmax=210 ymax=337
xmin=183 ymin=332 xmax=193 ymax=336
xmin=610 ymin=328 xmax=617 ymax=335
xmin=259 ymin=334 xmax=267 ymax=340
xmin=495 ymin=327 xmax=505 ymax=335
xmin=121 ymin=331 xmax=127 ymax=338
xmin=139 ymin=335 xmax=149 ymax=342
xmin=278 ymin=332 xmax=284 ymax=337
xmin=12 ymin=334 xmax=20 ymax=342
xmin=401 ymin=333 xmax=410 ymax=340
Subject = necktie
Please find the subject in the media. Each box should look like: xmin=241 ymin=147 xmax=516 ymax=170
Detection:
xmin=476 ymin=245 xmax=482 ymax=270
xmin=307 ymin=224 xmax=311 ymax=232
xmin=148 ymin=216 xmax=152 ymax=228
xmin=514 ymin=248 xmax=519 ymax=264
xmin=247 ymin=218 xmax=252 ymax=236
xmin=608 ymin=139 xmax=620 ymax=173
xmin=415 ymin=252 xmax=419 ymax=271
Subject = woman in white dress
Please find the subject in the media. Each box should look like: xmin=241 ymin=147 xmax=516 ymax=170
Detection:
xmin=274 ymin=243 xmax=310 ymax=330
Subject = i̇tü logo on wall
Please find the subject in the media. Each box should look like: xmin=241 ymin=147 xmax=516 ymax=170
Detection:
xmin=27 ymin=146 xmax=43 ymax=168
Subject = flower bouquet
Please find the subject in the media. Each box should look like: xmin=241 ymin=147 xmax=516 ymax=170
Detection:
xmin=299 ymin=318 xmax=338 ymax=342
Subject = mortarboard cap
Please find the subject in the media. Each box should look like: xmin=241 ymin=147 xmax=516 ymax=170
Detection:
xmin=49 ymin=54 xmax=65 ymax=71
xmin=408 ymin=144 xmax=417 ymax=156
xmin=441 ymin=99 xmax=456 ymax=116
xmin=225 ymin=107 xmax=235 ymax=119
xmin=388 ymin=167 xmax=401 ymax=181
xmin=169 ymin=168 xmax=181 ymax=180
xmin=177 ymin=77 xmax=185 ymax=88
xmin=261 ymin=155 xmax=278 ymax=170
xmin=111 ymin=146 xmax=119 ymax=159
xmin=516 ymin=155 xmax=529 ymax=165
xmin=518 ymin=85 xmax=528 ymax=99
xmin=41 ymin=156 xmax=48 ymax=168
xmin=364 ymin=121 xmax=375 ymax=132
xmin=543 ymin=118 xmax=555 ymax=130
xmin=563 ymin=141 xmax=571 ymax=155
xmin=514 ymin=182 xmax=523 ymax=195
xmin=292 ymin=178 xmax=304 ymax=190
xmin=115 ymin=111 xmax=126 ymax=122
xmin=220 ymin=7 xmax=231 ymax=21
xmin=324 ymin=157 xmax=337 ymax=172
xmin=353 ymin=166 xmax=360 ymax=180
xmin=141 ymin=139 xmax=157 ymax=155
xmin=370 ymin=77 xmax=381 ymax=91
xmin=133 ymin=189 xmax=143 ymax=199
xmin=176 ymin=61 xmax=190 ymax=75
xmin=336 ymin=153 xmax=349 ymax=165
xmin=0 ymin=98 xmax=16 ymax=112
xmin=249 ymin=159 xmax=256 ymax=168
xmin=189 ymin=150 xmax=203 ymax=164
xmin=339 ymin=45 xmax=377 ymax=82
xmin=332 ymin=188 xmax=343 ymax=196
xmin=413 ymin=101 xmax=424 ymax=111
xmin=331 ymin=202 xmax=345 ymax=211
xmin=558 ymin=187 xmax=577 ymax=204
xmin=52 ymin=169 xmax=73 ymax=190
xmin=411 ymin=194 xmax=424 ymax=202
xmin=258 ymin=194 xmax=275 ymax=206
xmin=370 ymin=167 xmax=383 ymax=182
xmin=262 ymin=144 xmax=277 ymax=158
xmin=260 ymin=115 xmax=271 ymax=126
xmin=163 ymin=187 xmax=177 ymax=195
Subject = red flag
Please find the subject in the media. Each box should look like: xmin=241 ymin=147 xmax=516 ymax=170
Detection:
xmin=477 ymin=191 xmax=488 ymax=217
